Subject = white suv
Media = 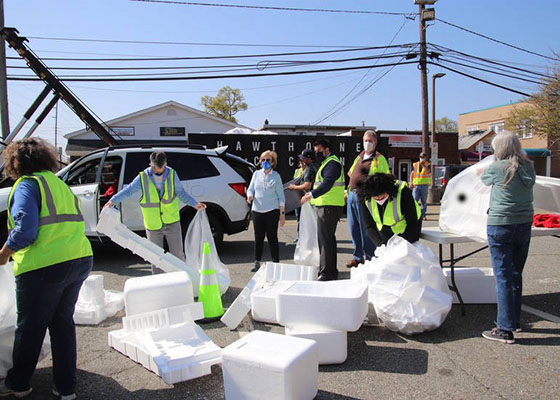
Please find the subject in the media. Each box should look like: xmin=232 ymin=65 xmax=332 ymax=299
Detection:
xmin=0 ymin=144 xmax=253 ymax=247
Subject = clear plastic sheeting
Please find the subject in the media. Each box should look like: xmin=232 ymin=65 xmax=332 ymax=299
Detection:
xmin=184 ymin=209 xmax=230 ymax=296
xmin=439 ymin=156 xmax=494 ymax=242
xmin=294 ymin=202 xmax=320 ymax=267
xmin=352 ymin=236 xmax=452 ymax=335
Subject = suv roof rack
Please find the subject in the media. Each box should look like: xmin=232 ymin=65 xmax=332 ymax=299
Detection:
xmin=108 ymin=143 xmax=207 ymax=150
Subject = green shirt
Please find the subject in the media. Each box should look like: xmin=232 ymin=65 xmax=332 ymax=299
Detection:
xmin=481 ymin=159 xmax=535 ymax=226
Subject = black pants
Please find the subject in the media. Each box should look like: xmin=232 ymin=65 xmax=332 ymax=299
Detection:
xmin=252 ymin=209 xmax=280 ymax=262
xmin=317 ymin=205 xmax=343 ymax=279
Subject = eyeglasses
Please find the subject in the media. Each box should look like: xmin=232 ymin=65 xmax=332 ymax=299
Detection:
xmin=262 ymin=158 xmax=272 ymax=162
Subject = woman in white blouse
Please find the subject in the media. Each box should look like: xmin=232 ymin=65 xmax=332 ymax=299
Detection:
xmin=246 ymin=150 xmax=286 ymax=272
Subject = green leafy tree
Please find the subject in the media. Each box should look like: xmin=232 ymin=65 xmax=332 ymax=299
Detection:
xmin=505 ymin=67 xmax=560 ymax=150
xmin=433 ymin=116 xmax=458 ymax=132
xmin=201 ymin=86 xmax=248 ymax=123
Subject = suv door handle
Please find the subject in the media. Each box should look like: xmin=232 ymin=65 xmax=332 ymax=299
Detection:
xmin=82 ymin=190 xmax=94 ymax=196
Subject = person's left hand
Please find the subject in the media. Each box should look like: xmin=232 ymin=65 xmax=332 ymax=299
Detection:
xmin=0 ymin=250 xmax=11 ymax=265
xmin=195 ymin=202 xmax=207 ymax=210
xmin=279 ymin=214 xmax=285 ymax=227
xmin=476 ymin=167 xmax=485 ymax=176
xmin=288 ymin=184 xmax=297 ymax=190
xmin=300 ymin=193 xmax=311 ymax=205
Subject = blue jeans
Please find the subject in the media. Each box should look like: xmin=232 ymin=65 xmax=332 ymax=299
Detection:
xmin=412 ymin=184 xmax=429 ymax=219
xmin=5 ymin=256 xmax=93 ymax=395
xmin=487 ymin=223 xmax=531 ymax=332
xmin=347 ymin=190 xmax=375 ymax=261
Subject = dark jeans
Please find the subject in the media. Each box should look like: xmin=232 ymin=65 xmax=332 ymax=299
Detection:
xmin=5 ymin=256 xmax=93 ymax=395
xmin=252 ymin=209 xmax=280 ymax=263
xmin=317 ymin=206 xmax=343 ymax=279
xmin=487 ymin=223 xmax=532 ymax=332
xmin=347 ymin=190 xmax=375 ymax=261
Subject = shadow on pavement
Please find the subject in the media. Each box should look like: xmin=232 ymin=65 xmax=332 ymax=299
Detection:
xmin=316 ymin=391 xmax=362 ymax=399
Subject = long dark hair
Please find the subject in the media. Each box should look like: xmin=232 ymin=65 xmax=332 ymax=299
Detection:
xmin=4 ymin=138 xmax=58 ymax=180
xmin=357 ymin=172 xmax=399 ymax=201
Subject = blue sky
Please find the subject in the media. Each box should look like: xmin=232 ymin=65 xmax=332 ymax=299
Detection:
xmin=3 ymin=0 xmax=559 ymax=149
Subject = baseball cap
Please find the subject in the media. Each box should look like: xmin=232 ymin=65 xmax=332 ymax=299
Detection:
xmin=419 ymin=152 xmax=427 ymax=158
xmin=298 ymin=149 xmax=315 ymax=160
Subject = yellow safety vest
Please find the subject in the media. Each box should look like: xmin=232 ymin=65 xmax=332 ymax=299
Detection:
xmin=348 ymin=151 xmax=389 ymax=176
xmin=7 ymin=171 xmax=92 ymax=277
xmin=293 ymin=167 xmax=302 ymax=180
xmin=139 ymin=168 xmax=180 ymax=230
xmin=365 ymin=181 xmax=421 ymax=235
xmin=311 ymin=154 xmax=345 ymax=207
xmin=412 ymin=161 xmax=431 ymax=185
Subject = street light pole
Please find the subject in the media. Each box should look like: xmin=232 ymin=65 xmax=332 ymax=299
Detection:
xmin=429 ymin=72 xmax=445 ymax=203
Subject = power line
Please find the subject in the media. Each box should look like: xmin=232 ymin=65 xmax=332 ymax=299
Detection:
xmin=129 ymin=0 xmax=418 ymax=17
xmin=435 ymin=18 xmax=557 ymax=61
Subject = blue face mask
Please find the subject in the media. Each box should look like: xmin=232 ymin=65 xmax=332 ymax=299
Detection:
xmin=261 ymin=160 xmax=272 ymax=170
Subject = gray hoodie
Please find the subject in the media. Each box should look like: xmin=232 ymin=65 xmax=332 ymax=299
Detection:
xmin=481 ymin=159 xmax=536 ymax=225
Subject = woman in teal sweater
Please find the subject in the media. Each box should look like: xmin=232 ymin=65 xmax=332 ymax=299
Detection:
xmin=479 ymin=131 xmax=536 ymax=344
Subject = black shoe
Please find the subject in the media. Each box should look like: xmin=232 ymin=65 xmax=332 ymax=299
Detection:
xmin=515 ymin=323 xmax=522 ymax=332
xmin=317 ymin=274 xmax=337 ymax=282
xmin=250 ymin=261 xmax=261 ymax=272
xmin=482 ymin=328 xmax=514 ymax=344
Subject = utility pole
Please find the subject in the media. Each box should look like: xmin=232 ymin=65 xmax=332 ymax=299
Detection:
xmin=418 ymin=3 xmax=430 ymax=156
xmin=54 ymin=101 xmax=58 ymax=158
xmin=0 ymin=0 xmax=9 ymax=139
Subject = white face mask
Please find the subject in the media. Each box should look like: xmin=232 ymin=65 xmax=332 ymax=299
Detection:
xmin=363 ymin=141 xmax=375 ymax=153
xmin=374 ymin=195 xmax=389 ymax=205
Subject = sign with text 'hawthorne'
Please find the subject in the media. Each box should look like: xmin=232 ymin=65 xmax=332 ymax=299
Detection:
xmin=189 ymin=134 xmax=389 ymax=183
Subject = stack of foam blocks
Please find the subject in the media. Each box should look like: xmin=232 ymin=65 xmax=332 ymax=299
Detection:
xmin=108 ymin=271 xmax=222 ymax=384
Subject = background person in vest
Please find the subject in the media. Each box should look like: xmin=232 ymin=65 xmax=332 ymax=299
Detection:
xmin=0 ymin=138 xmax=93 ymax=400
xmin=358 ymin=172 xmax=421 ymax=247
xmin=104 ymin=152 xmax=206 ymax=274
xmin=478 ymin=132 xmax=535 ymax=344
xmin=409 ymin=152 xmax=431 ymax=220
xmin=288 ymin=149 xmax=318 ymax=243
xmin=247 ymin=150 xmax=285 ymax=272
xmin=300 ymin=139 xmax=345 ymax=281
xmin=346 ymin=130 xmax=389 ymax=268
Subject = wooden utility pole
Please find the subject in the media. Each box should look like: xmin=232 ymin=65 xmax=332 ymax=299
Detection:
xmin=0 ymin=0 xmax=9 ymax=139
xmin=418 ymin=3 xmax=430 ymax=156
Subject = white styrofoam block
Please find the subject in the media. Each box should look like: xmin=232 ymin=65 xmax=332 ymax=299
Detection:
xmin=222 ymin=330 xmax=318 ymax=400
xmin=123 ymin=303 xmax=204 ymax=332
xmin=443 ymin=267 xmax=497 ymax=304
xmin=123 ymin=271 xmax=194 ymax=316
xmin=221 ymin=267 xmax=267 ymax=330
xmin=285 ymin=327 xmax=347 ymax=365
xmin=251 ymin=282 xmax=295 ymax=324
xmin=74 ymin=275 xmax=125 ymax=325
xmin=264 ymin=262 xmax=318 ymax=282
xmin=80 ymin=275 xmax=105 ymax=304
xmin=277 ymin=280 xmax=369 ymax=332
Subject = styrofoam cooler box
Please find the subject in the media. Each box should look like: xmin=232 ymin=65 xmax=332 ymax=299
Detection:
xmin=222 ymin=330 xmax=318 ymax=400
xmin=277 ymin=280 xmax=369 ymax=331
xmin=251 ymin=282 xmax=295 ymax=324
xmin=443 ymin=267 xmax=497 ymax=304
xmin=285 ymin=327 xmax=347 ymax=365
xmin=124 ymin=271 xmax=194 ymax=316
xmin=265 ymin=262 xmax=318 ymax=282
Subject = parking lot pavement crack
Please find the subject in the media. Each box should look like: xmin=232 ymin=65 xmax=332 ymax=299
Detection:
xmin=78 ymin=349 xmax=113 ymax=367
xmin=435 ymin=343 xmax=509 ymax=399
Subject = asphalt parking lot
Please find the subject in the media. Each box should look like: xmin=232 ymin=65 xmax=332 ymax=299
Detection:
xmin=28 ymin=206 xmax=560 ymax=399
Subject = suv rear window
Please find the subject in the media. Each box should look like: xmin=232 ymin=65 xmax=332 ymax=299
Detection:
xmin=123 ymin=152 xmax=220 ymax=184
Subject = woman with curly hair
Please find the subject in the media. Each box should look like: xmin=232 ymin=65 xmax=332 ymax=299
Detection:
xmin=0 ymin=138 xmax=93 ymax=400
xmin=357 ymin=172 xmax=421 ymax=247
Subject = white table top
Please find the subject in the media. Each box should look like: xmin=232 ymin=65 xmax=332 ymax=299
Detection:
xmin=420 ymin=226 xmax=560 ymax=245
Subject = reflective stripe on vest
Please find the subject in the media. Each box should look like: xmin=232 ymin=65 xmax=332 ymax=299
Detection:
xmin=365 ymin=180 xmax=421 ymax=235
xmin=7 ymin=171 xmax=92 ymax=276
xmin=139 ymin=169 xmax=180 ymax=230
xmin=311 ymin=154 xmax=345 ymax=207
xmin=348 ymin=151 xmax=388 ymax=176
xmin=412 ymin=161 xmax=431 ymax=185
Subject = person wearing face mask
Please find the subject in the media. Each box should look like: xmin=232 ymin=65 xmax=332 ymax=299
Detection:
xmin=104 ymin=151 xmax=206 ymax=274
xmin=345 ymin=130 xmax=389 ymax=268
xmin=409 ymin=152 xmax=431 ymax=220
xmin=246 ymin=150 xmax=286 ymax=272
xmin=301 ymin=139 xmax=345 ymax=281
xmin=357 ymin=172 xmax=421 ymax=247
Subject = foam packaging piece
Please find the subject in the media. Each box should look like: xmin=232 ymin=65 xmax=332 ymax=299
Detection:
xmin=123 ymin=271 xmax=193 ymax=316
xmin=277 ymin=280 xmax=368 ymax=332
xmin=443 ymin=267 xmax=497 ymax=304
xmin=285 ymin=327 xmax=347 ymax=365
xmin=534 ymin=175 xmax=560 ymax=213
xmin=251 ymin=282 xmax=295 ymax=324
xmin=221 ymin=330 xmax=318 ymax=400
xmin=74 ymin=274 xmax=124 ymax=325
xmin=265 ymin=262 xmax=318 ymax=282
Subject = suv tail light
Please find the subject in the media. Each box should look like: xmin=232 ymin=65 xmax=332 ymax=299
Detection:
xmin=442 ymin=178 xmax=447 ymax=186
xmin=229 ymin=183 xmax=246 ymax=197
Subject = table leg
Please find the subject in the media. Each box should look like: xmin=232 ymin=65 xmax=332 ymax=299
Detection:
xmin=448 ymin=244 xmax=465 ymax=316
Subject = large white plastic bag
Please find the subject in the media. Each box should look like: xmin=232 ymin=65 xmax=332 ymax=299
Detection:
xmin=363 ymin=236 xmax=452 ymax=335
xmin=439 ymin=156 xmax=494 ymax=242
xmin=184 ymin=209 xmax=230 ymax=295
xmin=294 ymin=202 xmax=320 ymax=267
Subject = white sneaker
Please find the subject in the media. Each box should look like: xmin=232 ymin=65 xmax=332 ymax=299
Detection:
xmin=52 ymin=387 xmax=77 ymax=400
xmin=0 ymin=380 xmax=32 ymax=398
